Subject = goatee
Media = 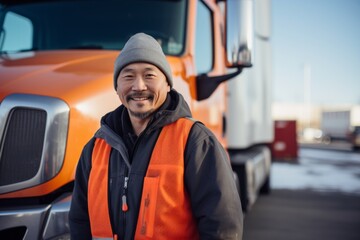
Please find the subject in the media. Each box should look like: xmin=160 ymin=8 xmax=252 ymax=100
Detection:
xmin=128 ymin=109 xmax=155 ymax=120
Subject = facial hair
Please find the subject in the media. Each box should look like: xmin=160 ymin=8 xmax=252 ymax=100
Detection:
xmin=128 ymin=108 xmax=155 ymax=120
xmin=126 ymin=92 xmax=155 ymax=120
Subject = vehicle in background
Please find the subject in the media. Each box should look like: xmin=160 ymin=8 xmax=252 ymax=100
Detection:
xmin=0 ymin=0 xmax=273 ymax=239
xmin=320 ymin=107 xmax=360 ymax=149
xmin=321 ymin=110 xmax=351 ymax=142
xmin=350 ymin=107 xmax=360 ymax=150
xmin=350 ymin=126 xmax=360 ymax=150
xmin=301 ymin=127 xmax=325 ymax=143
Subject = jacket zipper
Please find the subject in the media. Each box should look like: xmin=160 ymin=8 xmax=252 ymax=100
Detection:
xmin=122 ymin=176 xmax=129 ymax=212
xmin=121 ymin=167 xmax=130 ymax=238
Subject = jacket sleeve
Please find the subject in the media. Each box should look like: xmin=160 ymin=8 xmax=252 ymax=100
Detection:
xmin=184 ymin=123 xmax=243 ymax=240
xmin=69 ymin=139 xmax=95 ymax=240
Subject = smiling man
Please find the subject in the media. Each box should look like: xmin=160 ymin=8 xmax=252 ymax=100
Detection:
xmin=116 ymin=62 xmax=170 ymax=135
xmin=69 ymin=33 xmax=243 ymax=240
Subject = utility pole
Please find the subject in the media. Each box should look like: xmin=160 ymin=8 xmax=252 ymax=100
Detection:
xmin=304 ymin=63 xmax=312 ymax=129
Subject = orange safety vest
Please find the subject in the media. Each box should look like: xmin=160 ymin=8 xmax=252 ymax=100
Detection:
xmin=88 ymin=118 xmax=200 ymax=239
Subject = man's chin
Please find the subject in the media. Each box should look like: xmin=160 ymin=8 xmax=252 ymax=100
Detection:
xmin=129 ymin=109 xmax=154 ymax=120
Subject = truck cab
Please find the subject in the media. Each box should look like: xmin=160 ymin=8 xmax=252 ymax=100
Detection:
xmin=0 ymin=0 xmax=272 ymax=239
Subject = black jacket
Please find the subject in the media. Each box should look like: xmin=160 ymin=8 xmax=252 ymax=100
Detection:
xmin=69 ymin=90 xmax=243 ymax=239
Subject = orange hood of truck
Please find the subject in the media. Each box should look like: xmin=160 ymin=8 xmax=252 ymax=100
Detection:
xmin=0 ymin=50 xmax=119 ymax=101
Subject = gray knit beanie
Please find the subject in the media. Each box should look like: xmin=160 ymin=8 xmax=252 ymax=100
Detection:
xmin=113 ymin=33 xmax=173 ymax=90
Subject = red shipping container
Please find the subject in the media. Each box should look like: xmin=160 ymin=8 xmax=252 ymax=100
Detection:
xmin=271 ymin=120 xmax=298 ymax=160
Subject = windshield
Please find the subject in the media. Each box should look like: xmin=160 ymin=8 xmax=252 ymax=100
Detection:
xmin=0 ymin=0 xmax=187 ymax=55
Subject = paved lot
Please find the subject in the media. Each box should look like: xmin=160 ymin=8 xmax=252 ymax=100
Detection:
xmin=243 ymin=147 xmax=360 ymax=240
xmin=243 ymin=189 xmax=360 ymax=240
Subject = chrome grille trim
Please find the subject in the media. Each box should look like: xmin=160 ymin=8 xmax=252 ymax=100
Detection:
xmin=0 ymin=94 xmax=69 ymax=194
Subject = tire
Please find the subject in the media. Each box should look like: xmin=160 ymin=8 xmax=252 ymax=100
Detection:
xmin=260 ymin=175 xmax=271 ymax=194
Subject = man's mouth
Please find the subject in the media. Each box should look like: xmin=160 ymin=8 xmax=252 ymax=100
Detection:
xmin=127 ymin=93 xmax=154 ymax=102
xmin=132 ymin=97 xmax=149 ymax=101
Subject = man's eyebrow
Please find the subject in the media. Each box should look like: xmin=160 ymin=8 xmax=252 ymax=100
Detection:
xmin=120 ymin=68 xmax=135 ymax=74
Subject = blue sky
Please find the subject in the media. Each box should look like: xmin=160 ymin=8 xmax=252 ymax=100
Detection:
xmin=272 ymin=0 xmax=360 ymax=105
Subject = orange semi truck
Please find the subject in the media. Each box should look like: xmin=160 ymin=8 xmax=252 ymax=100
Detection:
xmin=0 ymin=0 xmax=272 ymax=239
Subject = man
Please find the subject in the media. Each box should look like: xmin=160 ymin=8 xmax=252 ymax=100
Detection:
xmin=69 ymin=33 xmax=243 ymax=239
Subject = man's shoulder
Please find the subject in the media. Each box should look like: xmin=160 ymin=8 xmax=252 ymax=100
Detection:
xmin=186 ymin=119 xmax=215 ymax=141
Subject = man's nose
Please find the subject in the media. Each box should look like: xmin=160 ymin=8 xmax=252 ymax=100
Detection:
xmin=132 ymin=76 xmax=147 ymax=91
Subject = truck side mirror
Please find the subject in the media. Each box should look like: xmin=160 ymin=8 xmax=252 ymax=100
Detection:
xmin=195 ymin=0 xmax=254 ymax=101
xmin=226 ymin=0 xmax=253 ymax=68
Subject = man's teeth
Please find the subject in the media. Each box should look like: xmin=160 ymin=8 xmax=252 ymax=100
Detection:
xmin=133 ymin=97 xmax=148 ymax=100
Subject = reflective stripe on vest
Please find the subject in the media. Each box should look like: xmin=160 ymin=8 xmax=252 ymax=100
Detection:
xmin=88 ymin=118 xmax=199 ymax=239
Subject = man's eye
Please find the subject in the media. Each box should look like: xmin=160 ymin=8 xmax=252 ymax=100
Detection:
xmin=145 ymin=74 xmax=156 ymax=78
xmin=123 ymin=75 xmax=134 ymax=79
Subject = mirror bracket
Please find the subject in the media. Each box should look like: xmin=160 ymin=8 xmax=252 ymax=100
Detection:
xmin=196 ymin=67 xmax=247 ymax=100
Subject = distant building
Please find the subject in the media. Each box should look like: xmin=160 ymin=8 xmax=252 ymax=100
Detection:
xmin=272 ymin=103 xmax=360 ymax=141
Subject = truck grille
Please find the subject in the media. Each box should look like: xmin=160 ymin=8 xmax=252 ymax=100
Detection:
xmin=0 ymin=108 xmax=47 ymax=186
xmin=0 ymin=94 xmax=69 ymax=194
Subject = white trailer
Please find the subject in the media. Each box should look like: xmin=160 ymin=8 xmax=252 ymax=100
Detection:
xmin=321 ymin=110 xmax=351 ymax=141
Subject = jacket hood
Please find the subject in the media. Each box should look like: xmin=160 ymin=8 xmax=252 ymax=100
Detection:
xmin=151 ymin=89 xmax=192 ymax=128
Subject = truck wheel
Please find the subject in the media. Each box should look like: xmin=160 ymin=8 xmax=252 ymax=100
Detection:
xmin=233 ymin=171 xmax=249 ymax=211
xmin=260 ymin=175 xmax=271 ymax=194
xmin=322 ymin=135 xmax=331 ymax=144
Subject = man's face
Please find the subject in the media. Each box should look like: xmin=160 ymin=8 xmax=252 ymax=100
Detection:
xmin=116 ymin=62 xmax=170 ymax=120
